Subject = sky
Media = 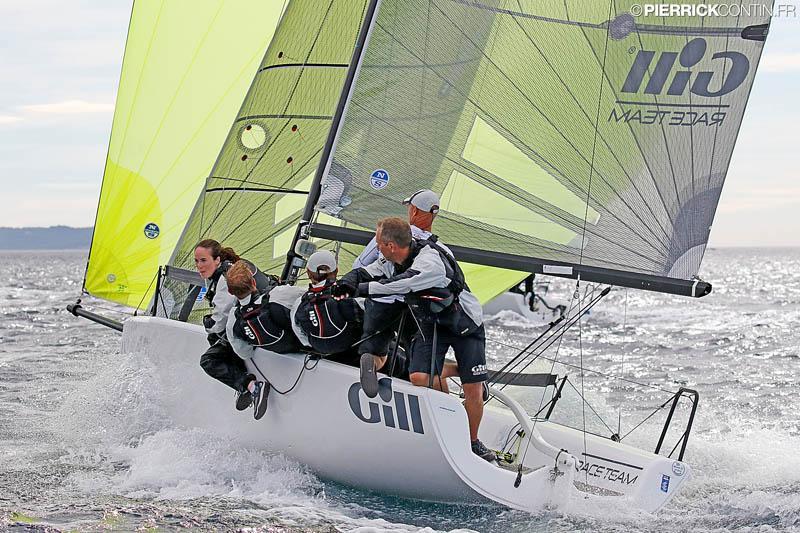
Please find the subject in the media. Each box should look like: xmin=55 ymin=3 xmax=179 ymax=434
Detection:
xmin=0 ymin=1 xmax=798 ymax=247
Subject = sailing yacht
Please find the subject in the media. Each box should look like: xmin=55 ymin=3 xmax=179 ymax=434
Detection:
xmin=70 ymin=0 xmax=772 ymax=513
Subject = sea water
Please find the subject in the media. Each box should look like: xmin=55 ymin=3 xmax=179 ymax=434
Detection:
xmin=1 ymin=249 xmax=798 ymax=532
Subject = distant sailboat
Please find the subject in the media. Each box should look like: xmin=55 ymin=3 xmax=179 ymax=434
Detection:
xmin=71 ymin=0 xmax=772 ymax=513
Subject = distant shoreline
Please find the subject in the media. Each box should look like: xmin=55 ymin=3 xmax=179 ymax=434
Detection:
xmin=0 ymin=226 xmax=92 ymax=251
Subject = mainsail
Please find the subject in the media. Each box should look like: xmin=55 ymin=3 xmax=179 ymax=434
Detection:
xmin=84 ymin=1 xmax=285 ymax=308
xmin=306 ymin=0 xmax=771 ymax=297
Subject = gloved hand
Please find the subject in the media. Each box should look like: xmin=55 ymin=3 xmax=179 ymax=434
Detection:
xmin=207 ymin=332 xmax=229 ymax=346
xmin=202 ymin=313 xmax=215 ymax=330
xmin=332 ymin=280 xmax=357 ymax=298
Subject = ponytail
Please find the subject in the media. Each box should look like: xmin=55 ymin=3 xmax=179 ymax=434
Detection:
xmin=218 ymin=246 xmax=240 ymax=263
xmin=195 ymin=239 xmax=239 ymax=262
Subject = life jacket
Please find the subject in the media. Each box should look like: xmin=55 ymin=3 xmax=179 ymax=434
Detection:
xmin=296 ymin=279 xmax=363 ymax=355
xmin=232 ymin=291 xmax=300 ymax=354
xmin=205 ymin=258 xmax=276 ymax=306
xmin=404 ymin=237 xmax=478 ymax=336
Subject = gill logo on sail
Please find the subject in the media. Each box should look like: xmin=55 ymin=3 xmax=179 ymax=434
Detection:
xmin=622 ymin=38 xmax=749 ymax=98
xmin=348 ymin=378 xmax=424 ymax=434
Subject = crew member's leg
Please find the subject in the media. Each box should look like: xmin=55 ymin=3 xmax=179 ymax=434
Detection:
xmin=200 ymin=336 xmax=268 ymax=417
xmin=200 ymin=336 xmax=252 ymax=392
xmin=408 ymin=322 xmax=450 ymax=393
xmin=359 ymin=300 xmax=405 ymax=397
xmin=451 ymin=325 xmax=493 ymax=462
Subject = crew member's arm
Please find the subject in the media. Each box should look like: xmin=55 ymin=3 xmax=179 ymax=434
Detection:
xmin=358 ymin=246 xmax=447 ymax=297
xmin=339 ymin=256 xmax=390 ymax=288
xmin=290 ymin=297 xmax=311 ymax=348
xmin=207 ymin=276 xmax=235 ymax=335
xmin=352 ymin=236 xmax=379 ymax=269
xmin=225 ymin=307 xmax=256 ymax=359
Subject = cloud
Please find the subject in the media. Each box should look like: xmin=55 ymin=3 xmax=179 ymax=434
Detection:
xmin=19 ymin=100 xmax=114 ymax=115
xmin=0 ymin=115 xmax=22 ymax=124
xmin=760 ymin=53 xmax=800 ymax=73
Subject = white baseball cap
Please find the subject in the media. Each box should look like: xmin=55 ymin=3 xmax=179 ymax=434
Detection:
xmin=307 ymin=250 xmax=337 ymax=273
xmin=402 ymin=189 xmax=440 ymax=214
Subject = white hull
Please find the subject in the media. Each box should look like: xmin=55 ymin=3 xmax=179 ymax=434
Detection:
xmin=124 ymin=317 xmax=690 ymax=513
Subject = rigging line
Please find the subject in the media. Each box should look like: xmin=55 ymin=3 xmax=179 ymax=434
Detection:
xmin=370 ymin=25 xmax=669 ymax=261
xmin=516 ymin=276 xmax=586 ymax=471
xmin=620 ymin=400 xmax=671 ymax=441
xmin=202 ymin=0 xmax=340 ymax=231
xmin=685 ymin=25 xmax=698 ymax=281
xmin=564 ymin=376 xmax=616 ymax=436
xmin=489 ymin=317 xmax=564 ymax=385
xmin=495 ymin=287 xmax=606 ymax=390
xmin=500 ymin=286 xmax=605 ymax=382
xmin=251 ymin=355 xmax=315 ymax=396
xmin=490 ymin=334 xmax=679 ymax=395
xmin=570 ymin=9 xmax=677 ymax=238
xmin=428 ymin=0 xmax=675 ymax=250
xmin=454 ymin=0 xmax=747 ymax=35
xmin=348 ymin=99 xmax=666 ymax=264
xmin=619 ymin=287 xmax=629 ymax=437
xmin=133 ymin=268 xmax=159 ymax=314
xmin=510 ymin=1 xmax=672 ymax=251
xmin=578 ymin=0 xmax=615 ymax=486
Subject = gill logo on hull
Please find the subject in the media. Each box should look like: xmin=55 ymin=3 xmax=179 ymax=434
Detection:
xmin=622 ymin=38 xmax=749 ymax=98
xmin=348 ymin=378 xmax=424 ymax=434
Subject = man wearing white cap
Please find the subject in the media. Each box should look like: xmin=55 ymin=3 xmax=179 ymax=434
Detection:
xmin=353 ymin=189 xmax=440 ymax=269
xmin=292 ymin=250 xmax=364 ymax=362
xmin=348 ymin=189 xmax=442 ymax=381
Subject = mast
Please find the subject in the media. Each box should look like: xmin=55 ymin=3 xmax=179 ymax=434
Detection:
xmin=280 ymin=0 xmax=382 ymax=282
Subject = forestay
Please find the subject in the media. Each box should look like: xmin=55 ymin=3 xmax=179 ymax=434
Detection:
xmin=312 ymin=0 xmax=772 ymax=296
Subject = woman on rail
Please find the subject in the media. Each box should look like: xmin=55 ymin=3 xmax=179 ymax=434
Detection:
xmin=194 ymin=239 xmax=274 ymax=419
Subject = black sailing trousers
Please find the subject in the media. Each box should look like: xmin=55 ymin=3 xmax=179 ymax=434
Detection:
xmin=199 ymin=336 xmax=253 ymax=393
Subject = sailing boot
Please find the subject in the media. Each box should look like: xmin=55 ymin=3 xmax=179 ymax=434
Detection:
xmin=471 ymin=439 xmax=496 ymax=463
xmin=252 ymin=381 xmax=270 ymax=420
xmin=360 ymin=353 xmax=379 ymax=398
xmin=235 ymin=389 xmax=253 ymax=411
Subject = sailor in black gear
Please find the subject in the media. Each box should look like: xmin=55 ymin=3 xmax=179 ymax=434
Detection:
xmin=194 ymin=240 xmax=276 ymax=419
xmin=224 ymin=260 xmax=304 ymax=420
xmin=226 ymin=263 xmax=304 ymax=359
xmin=292 ymin=250 xmax=364 ymax=365
xmin=336 ymin=217 xmax=494 ymax=462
